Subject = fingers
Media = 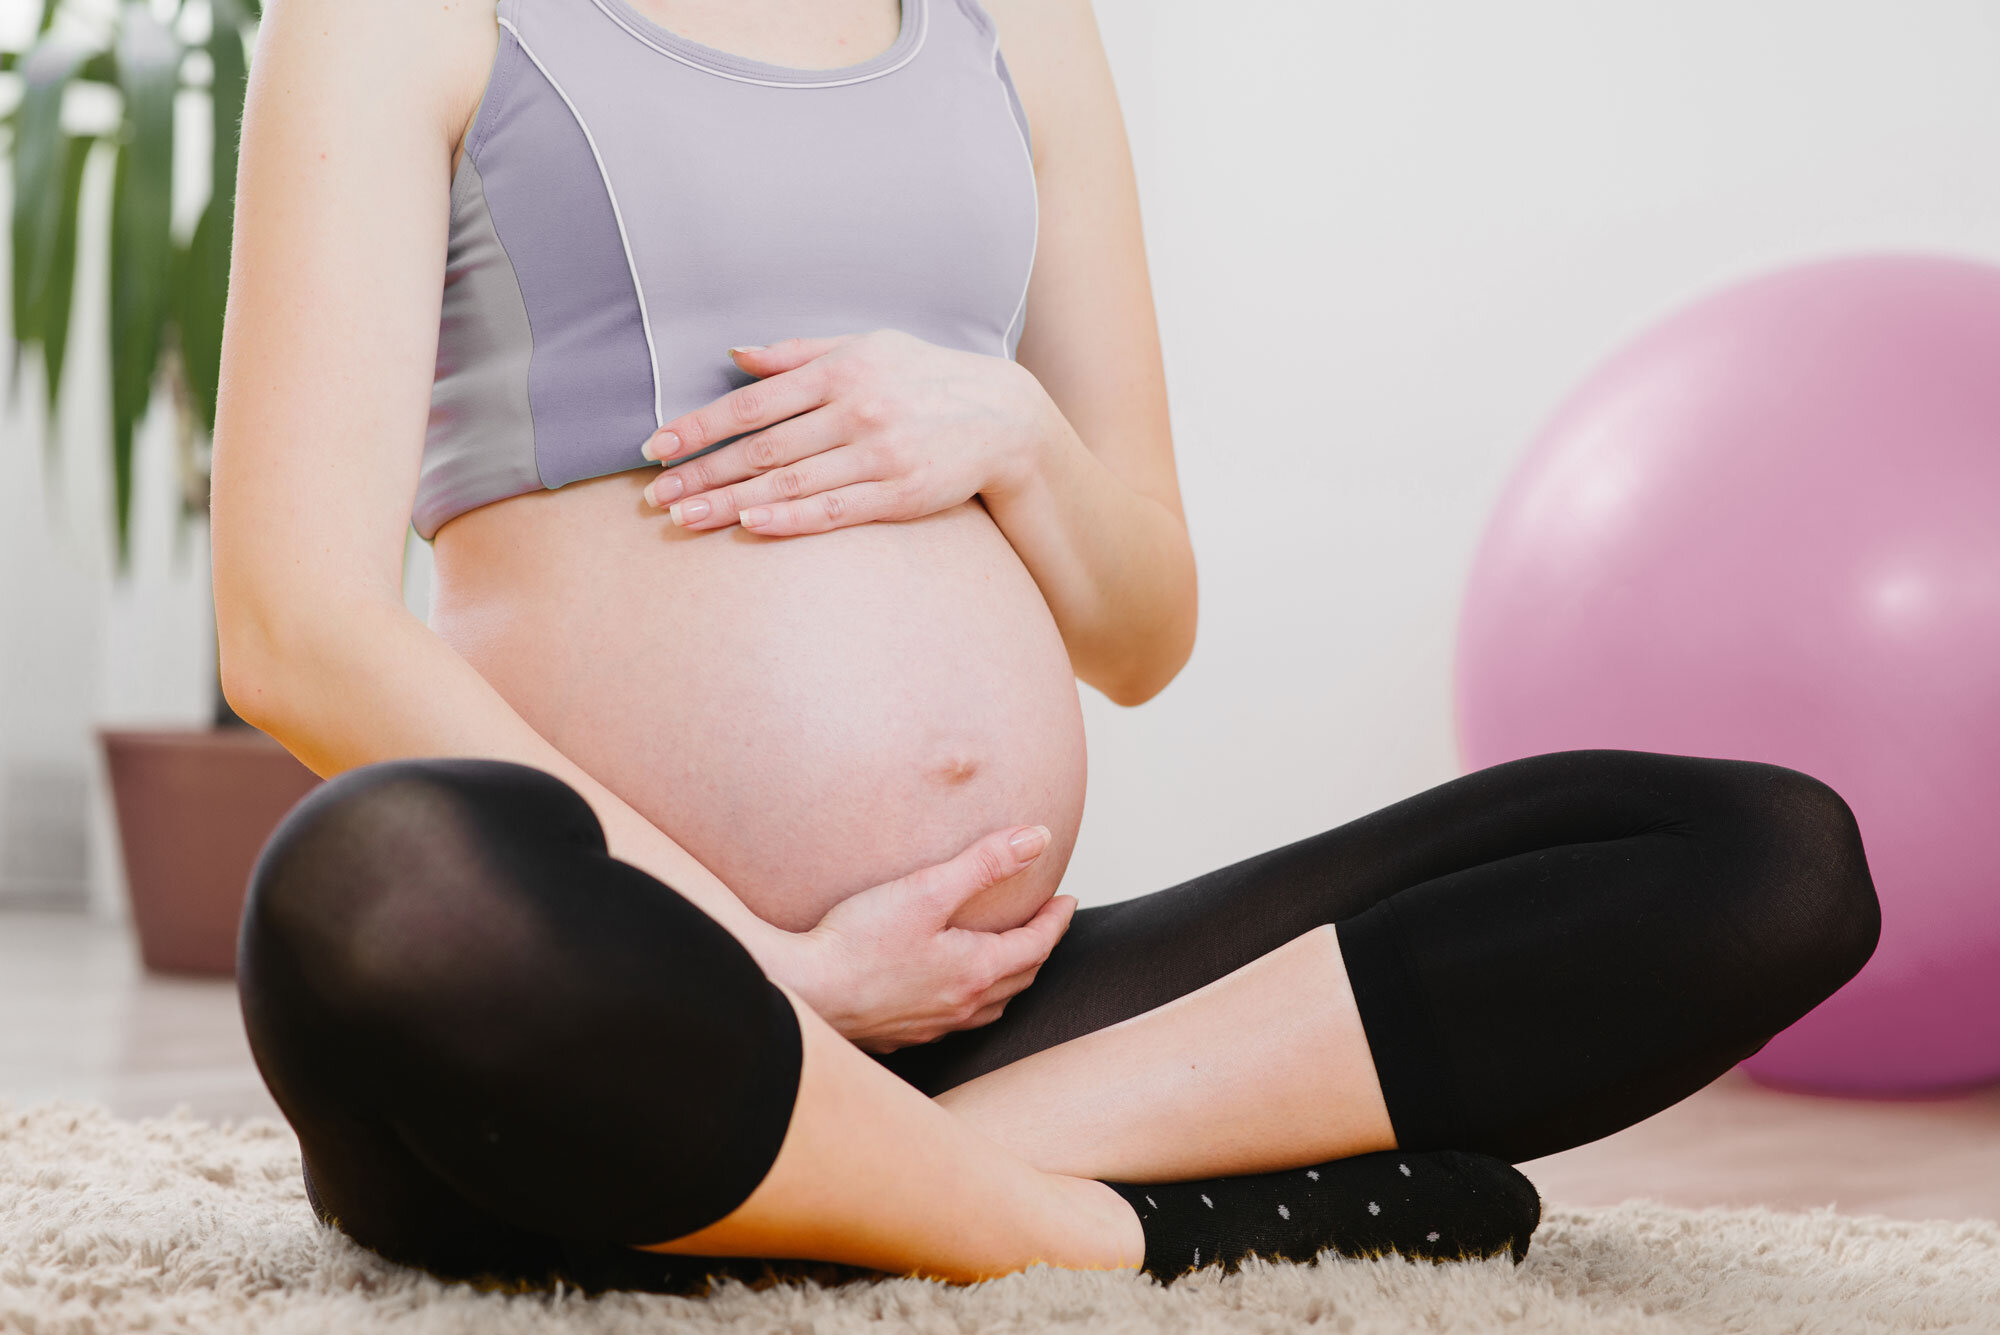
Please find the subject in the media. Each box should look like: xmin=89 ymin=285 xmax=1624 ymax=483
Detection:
xmin=978 ymin=892 xmax=1077 ymax=981
xmin=958 ymin=908 xmax=1070 ymax=1032
xmin=814 ymin=819 xmax=1064 ymax=1049
xmin=912 ymin=824 xmax=1052 ymax=925
xmin=945 ymin=896 xmax=1070 ymax=1038
xmin=963 ymin=1000 xmax=1008 ymax=1029
xmin=648 ymin=407 xmax=844 ymax=511
xmin=739 ymin=480 xmax=911 ymax=536
xmin=725 ymin=335 xmax=851 ymax=377
xmin=970 ymin=955 xmax=1047 ymax=1010
xmin=641 ymin=350 xmax=837 ymax=465
xmin=662 ymin=441 xmax=881 ymax=531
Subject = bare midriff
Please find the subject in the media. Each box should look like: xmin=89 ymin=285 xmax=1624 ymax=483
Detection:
xmin=428 ymin=470 xmax=1087 ymax=934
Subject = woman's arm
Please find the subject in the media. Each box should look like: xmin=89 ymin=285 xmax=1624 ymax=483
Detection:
xmin=624 ymin=0 xmax=1195 ymax=706
xmin=965 ymin=0 xmax=1195 ymax=708
xmin=210 ymin=0 xmax=785 ymax=956
xmin=212 ymin=0 xmax=1077 ymax=1051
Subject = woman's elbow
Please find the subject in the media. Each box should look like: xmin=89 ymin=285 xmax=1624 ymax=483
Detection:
xmin=1103 ymin=629 xmax=1195 ymax=706
xmin=214 ymin=592 xmax=290 ymax=733
xmin=211 ymin=494 xmax=283 ymax=728
xmin=1098 ymin=585 xmax=1198 ymax=707
xmin=212 ymin=559 xmax=324 ymax=736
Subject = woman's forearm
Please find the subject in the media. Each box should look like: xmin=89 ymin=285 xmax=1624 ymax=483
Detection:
xmin=981 ymin=375 xmax=1198 ymax=706
xmin=218 ymin=593 xmax=791 ymax=964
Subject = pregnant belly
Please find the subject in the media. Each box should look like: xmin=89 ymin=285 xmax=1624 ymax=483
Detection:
xmin=428 ymin=471 xmax=1088 ymax=933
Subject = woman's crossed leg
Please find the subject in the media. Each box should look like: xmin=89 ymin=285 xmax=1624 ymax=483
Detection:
xmin=236 ymin=749 xmax=1878 ymax=1290
xmin=237 ymin=760 xmax=1138 ymax=1288
xmin=877 ymin=747 xmax=1882 ymax=1172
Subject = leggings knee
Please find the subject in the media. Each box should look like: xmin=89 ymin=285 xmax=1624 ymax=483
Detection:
xmin=1704 ymin=759 xmax=1882 ymax=1026
xmin=243 ymin=765 xmax=447 ymax=1017
xmin=242 ymin=759 xmax=602 ymax=999
xmin=239 ymin=757 xmax=803 ymax=1250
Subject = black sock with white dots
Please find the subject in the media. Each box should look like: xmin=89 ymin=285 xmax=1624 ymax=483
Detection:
xmin=1100 ymin=1148 xmax=1541 ymax=1284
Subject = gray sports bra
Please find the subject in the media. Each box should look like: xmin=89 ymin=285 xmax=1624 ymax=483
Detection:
xmin=419 ymin=0 xmax=1037 ymax=539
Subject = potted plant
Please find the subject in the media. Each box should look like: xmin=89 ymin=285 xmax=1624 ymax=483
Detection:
xmin=5 ymin=0 xmax=317 ymax=974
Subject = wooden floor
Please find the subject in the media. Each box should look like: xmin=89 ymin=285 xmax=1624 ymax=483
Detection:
xmin=3 ymin=910 xmax=1996 ymax=1223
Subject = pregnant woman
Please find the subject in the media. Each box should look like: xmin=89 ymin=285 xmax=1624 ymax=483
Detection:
xmin=211 ymin=0 xmax=1882 ymax=1294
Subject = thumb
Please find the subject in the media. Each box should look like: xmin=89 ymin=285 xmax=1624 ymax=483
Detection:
xmin=727 ymin=335 xmax=846 ymax=376
xmin=910 ymin=824 xmax=1051 ymax=924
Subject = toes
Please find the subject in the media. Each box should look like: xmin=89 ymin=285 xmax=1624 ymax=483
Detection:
xmin=1433 ymin=1150 xmax=1542 ymax=1263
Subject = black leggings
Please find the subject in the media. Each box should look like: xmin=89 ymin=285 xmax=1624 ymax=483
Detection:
xmin=237 ymin=748 xmax=1879 ymax=1289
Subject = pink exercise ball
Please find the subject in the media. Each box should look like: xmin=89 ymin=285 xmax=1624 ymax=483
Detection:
xmin=1454 ymin=252 xmax=2000 ymax=1096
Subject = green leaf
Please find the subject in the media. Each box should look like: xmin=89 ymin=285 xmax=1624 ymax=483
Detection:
xmin=169 ymin=0 xmax=250 ymax=440
xmin=39 ymin=133 xmax=95 ymax=437
xmin=108 ymin=0 xmax=180 ymax=567
xmin=174 ymin=197 xmax=226 ymax=437
xmin=78 ymin=51 xmax=120 ymax=85
xmin=9 ymin=36 xmax=85 ymax=388
xmin=208 ymin=0 xmax=248 ymax=203
xmin=37 ymin=0 xmax=61 ymax=37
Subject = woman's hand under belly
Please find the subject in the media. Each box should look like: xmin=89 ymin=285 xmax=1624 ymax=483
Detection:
xmin=428 ymin=471 xmax=1088 ymax=934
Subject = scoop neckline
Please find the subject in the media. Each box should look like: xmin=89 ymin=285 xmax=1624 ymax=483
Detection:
xmin=590 ymin=0 xmax=925 ymax=86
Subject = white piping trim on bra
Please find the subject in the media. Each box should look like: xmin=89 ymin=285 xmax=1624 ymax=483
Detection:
xmin=991 ymin=29 xmax=1037 ymax=360
xmin=499 ymin=16 xmax=666 ymax=427
xmin=587 ymin=0 xmax=928 ymax=89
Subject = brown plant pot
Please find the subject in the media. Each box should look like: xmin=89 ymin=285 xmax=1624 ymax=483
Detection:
xmin=100 ymin=726 xmax=321 ymax=977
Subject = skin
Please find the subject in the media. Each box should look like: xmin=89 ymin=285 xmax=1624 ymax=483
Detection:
xmin=653 ymin=928 xmax=1394 ymax=1280
xmin=211 ymin=0 xmax=1394 ymax=1281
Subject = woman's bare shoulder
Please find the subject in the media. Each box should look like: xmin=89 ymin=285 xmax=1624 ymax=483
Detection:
xmin=254 ymin=0 xmax=498 ymax=175
xmin=969 ymin=0 xmax=1109 ymax=168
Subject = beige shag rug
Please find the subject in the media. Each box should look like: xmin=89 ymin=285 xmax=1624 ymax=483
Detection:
xmin=5 ymin=1100 xmax=1998 ymax=1333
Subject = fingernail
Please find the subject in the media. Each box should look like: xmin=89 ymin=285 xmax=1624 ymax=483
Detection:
xmin=668 ymin=497 xmax=710 ymax=526
xmin=740 ymin=506 xmax=771 ymax=528
xmin=648 ymin=472 xmax=685 ymax=506
xmin=1008 ymin=825 xmax=1050 ymax=858
xmin=642 ymin=431 xmax=680 ymax=462
xmin=729 ymin=344 xmax=765 ymax=356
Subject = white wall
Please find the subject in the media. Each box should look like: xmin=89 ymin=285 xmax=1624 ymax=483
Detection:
xmin=1062 ymin=0 xmax=2000 ymax=905
xmin=4 ymin=0 xmax=1998 ymax=915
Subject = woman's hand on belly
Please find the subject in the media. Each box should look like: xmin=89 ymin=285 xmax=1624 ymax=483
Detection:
xmin=769 ymin=821 xmax=1078 ymax=1054
xmin=635 ymin=329 xmax=1043 ymax=536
